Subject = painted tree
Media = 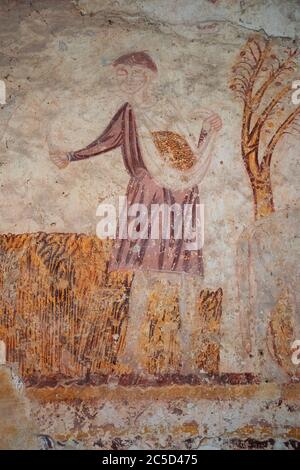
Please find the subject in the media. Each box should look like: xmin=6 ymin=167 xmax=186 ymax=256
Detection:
xmin=230 ymin=37 xmax=300 ymax=219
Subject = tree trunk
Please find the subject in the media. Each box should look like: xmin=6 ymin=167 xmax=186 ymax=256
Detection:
xmin=251 ymin=175 xmax=274 ymax=220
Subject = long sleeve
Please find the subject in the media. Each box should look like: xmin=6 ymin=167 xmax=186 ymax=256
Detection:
xmin=68 ymin=103 xmax=127 ymax=162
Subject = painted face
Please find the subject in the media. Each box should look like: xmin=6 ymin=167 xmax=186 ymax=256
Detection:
xmin=115 ymin=64 xmax=153 ymax=95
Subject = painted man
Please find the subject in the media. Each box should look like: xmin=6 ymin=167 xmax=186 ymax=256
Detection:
xmin=50 ymin=51 xmax=222 ymax=375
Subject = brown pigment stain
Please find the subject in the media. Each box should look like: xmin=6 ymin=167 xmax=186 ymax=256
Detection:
xmin=139 ymin=281 xmax=181 ymax=375
xmin=194 ymin=288 xmax=223 ymax=374
xmin=26 ymin=382 xmax=294 ymax=402
xmin=267 ymin=287 xmax=298 ymax=377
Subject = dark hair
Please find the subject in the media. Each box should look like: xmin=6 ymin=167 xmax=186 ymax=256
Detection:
xmin=113 ymin=51 xmax=157 ymax=73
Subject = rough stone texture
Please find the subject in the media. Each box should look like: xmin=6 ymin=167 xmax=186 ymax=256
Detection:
xmin=29 ymin=382 xmax=300 ymax=450
xmin=0 ymin=366 xmax=38 ymax=449
xmin=237 ymin=206 xmax=300 ymax=382
xmin=0 ymin=0 xmax=299 ymax=449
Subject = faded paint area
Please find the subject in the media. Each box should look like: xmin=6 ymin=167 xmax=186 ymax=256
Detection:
xmin=0 ymin=0 xmax=299 ymax=449
xmin=29 ymin=382 xmax=300 ymax=450
xmin=237 ymin=206 xmax=300 ymax=382
xmin=0 ymin=366 xmax=38 ymax=449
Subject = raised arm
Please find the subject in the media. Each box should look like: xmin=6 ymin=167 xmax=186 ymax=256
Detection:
xmin=172 ymin=107 xmax=222 ymax=186
xmin=49 ymin=103 xmax=127 ymax=168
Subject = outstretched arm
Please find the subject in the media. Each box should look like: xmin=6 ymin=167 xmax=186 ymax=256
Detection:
xmin=49 ymin=103 xmax=127 ymax=168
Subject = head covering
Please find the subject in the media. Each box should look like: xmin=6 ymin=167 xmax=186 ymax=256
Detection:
xmin=112 ymin=51 xmax=157 ymax=73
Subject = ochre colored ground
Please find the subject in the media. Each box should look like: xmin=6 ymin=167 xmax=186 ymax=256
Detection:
xmin=0 ymin=233 xmax=223 ymax=384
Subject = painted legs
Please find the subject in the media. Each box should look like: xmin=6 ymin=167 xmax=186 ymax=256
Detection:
xmin=119 ymin=271 xmax=203 ymax=376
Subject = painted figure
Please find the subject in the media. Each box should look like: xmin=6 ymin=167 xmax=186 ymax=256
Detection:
xmin=50 ymin=52 xmax=222 ymax=375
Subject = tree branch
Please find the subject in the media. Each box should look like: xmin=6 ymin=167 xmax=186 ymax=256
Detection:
xmin=252 ymin=49 xmax=298 ymax=109
xmin=262 ymin=105 xmax=300 ymax=168
xmin=250 ymin=84 xmax=290 ymax=138
xmin=238 ymin=40 xmax=271 ymax=150
xmin=247 ymin=39 xmax=271 ymax=97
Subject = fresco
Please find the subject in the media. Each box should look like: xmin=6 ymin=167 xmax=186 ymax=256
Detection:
xmin=48 ymin=50 xmax=222 ymax=377
xmin=0 ymin=0 xmax=299 ymax=451
xmin=230 ymin=36 xmax=300 ymax=219
xmin=231 ymin=36 xmax=300 ymax=383
xmin=0 ymin=234 xmax=226 ymax=382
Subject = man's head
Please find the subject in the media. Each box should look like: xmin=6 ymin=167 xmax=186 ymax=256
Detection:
xmin=113 ymin=51 xmax=157 ymax=95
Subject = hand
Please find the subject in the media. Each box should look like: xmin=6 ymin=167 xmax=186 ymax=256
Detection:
xmin=191 ymin=109 xmax=222 ymax=133
xmin=49 ymin=150 xmax=69 ymax=169
xmin=202 ymin=112 xmax=222 ymax=133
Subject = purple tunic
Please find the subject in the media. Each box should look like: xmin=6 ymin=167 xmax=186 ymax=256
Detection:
xmin=68 ymin=103 xmax=204 ymax=275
